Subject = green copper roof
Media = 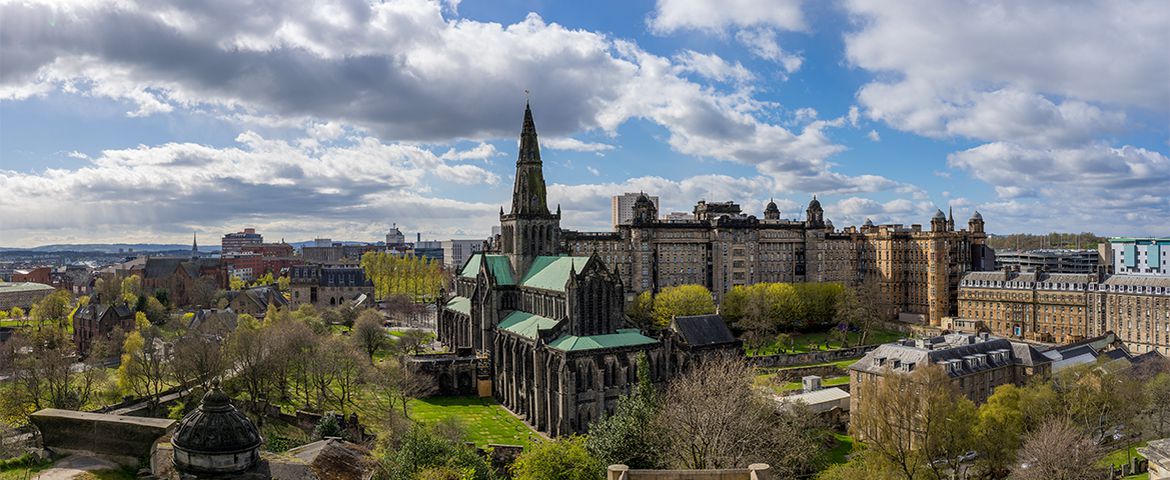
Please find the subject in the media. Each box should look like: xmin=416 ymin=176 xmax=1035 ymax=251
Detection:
xmin=0 ymin=282 xmax=55 ymax=294
xmin=518 ymin=256 xmax=591 ymax=292
xmin=498 ymin=310 xmax=559 ymax=340
xmin=458 ymin=254 xmax=515 ymax=285
xmin=547 ymin=330 xmax=658 ymax=352
xmin=446 ymin=296 xmax=471 ymax=316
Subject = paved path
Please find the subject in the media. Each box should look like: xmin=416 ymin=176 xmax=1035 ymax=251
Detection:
xmin=33 ymin=454 xmax=119 ymax=480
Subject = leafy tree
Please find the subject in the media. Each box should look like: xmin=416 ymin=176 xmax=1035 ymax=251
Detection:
xmin=1143 ymin=372 xmax=1170 ymax=438
xmin=386 ymin=424 xmax=496 ymax=480
xmin=153 ymin=288 xmax=169 ymax=307
xmin=10 ymin=328 xmax=104 ymax=411
xmin=229 ymin=276 xmax=246 ymax=291
xmin=974 ymin=384 xmax=1026 ymax=476
xmin=625 ymin=291 xmax=655 ymax=330
xmin=170 ymin=332 xmax=225 ymax=391
xmin=142 ymin=296 xmax=169 ymax=325
xmin=276 ymin=275 xmax=291 ymax=291
xmin=120 ymin=275 xmax=142 ymax=305
xmin=587 ymin=353 xmax=666 ymax=468
xmin=393 ymin=329 xmax=432 ymax=355
xmin=651 ymin=284 xmax=715 ymax=328
xmin=29 ymin=289 xmax=72 ymax=330
xmin=93 ymin=277 xmax=121 ymax=304
xmin=511 ymin=436 xmax=603 ymax=480
xmin=370 ymin=358 xmax=436 ymax=419
xmin=353 ymin=309 xmax=388 ymax=360
xmin=361 ymin=251 xmax=449 ymax=302
xmin=834 ymin=278 xmax=882 ymax=346
xmin=9 ymin=307 xmax=23 ymax=321
xmin=117 ymin=313 xmax=169 ymax=411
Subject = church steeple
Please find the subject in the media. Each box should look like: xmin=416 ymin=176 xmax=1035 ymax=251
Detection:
xmin=191 ymin=232 xmax=199 ymax=260
xmin=500 ymin=101 xmax=561 ymax=275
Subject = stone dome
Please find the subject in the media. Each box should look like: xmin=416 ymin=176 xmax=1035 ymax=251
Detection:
xmin=970 ymin=210 xmax=983 ymax=221
xmin=864 ymin=218 xmax=874 ymax=227
xmin=807 ymin=195 xmax=822 ymax=210
xmin=932 ymin=209 xmax=946 ymax=220
xmin=172 ymin=381 xmax=262 ymax=474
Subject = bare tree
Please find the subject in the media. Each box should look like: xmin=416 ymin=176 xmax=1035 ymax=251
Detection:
xmin=324 ymin=336 xmax=368 ymax=414
xmin=117 ymin=322 xmax=170 ymax=412
xmin=1010 ymin=417 xmax=1104 ymax=480
xmin=352 ymin=309 xmax=388 ymax=360
xmin=225 ymin=323 xmax=276 ymax=406
xmin=655 ymin=354 xmax=822 ymax=474
xmin=370 ymin=358 xmax=436 ymax=419
xmin=10 ymin=328 xmax=103 ymax=411
xmin=170 ymin=333 xmax=225 ymax=391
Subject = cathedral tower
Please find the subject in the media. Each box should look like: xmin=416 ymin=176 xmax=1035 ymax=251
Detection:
xmin=500 ymin=102 xmax=561 ymax=274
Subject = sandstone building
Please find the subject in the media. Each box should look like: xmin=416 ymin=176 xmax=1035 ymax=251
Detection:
xmin=437 ymin=103 xmax=737 ymax=436
xmin=958 ymin=271 xmax=1170 ymax=355
xmin=563 ymin=196 xmax=991 ymax=326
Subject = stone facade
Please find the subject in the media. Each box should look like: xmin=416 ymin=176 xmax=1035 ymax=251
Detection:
xmin=848 ymin=333 xmax=1050 ymax=440
xmin=288 ymin=264 xmax=374 ymax=308
xmin=30 ymin=408 xmax=175 ymax=464
xmin=72 ymin=302 xmax=135 ymax=356
xmin=563 ymin=200 xmax=990 ymax=326
xmin=959 ymin=271 xmax=1170 ymax=355
xmin=437 ymin=104 xmax=736 ymax=437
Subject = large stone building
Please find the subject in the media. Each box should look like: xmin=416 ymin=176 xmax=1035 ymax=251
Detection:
xmin=221 ymin=228 xmax=263 ymax=253
xmin=437 ymin=103 xmax=736 ymax=437
xmin=958 ymin=270 xmax=1170 ymax=355
xmin=563 ymin=196 xmax=992 ymax=325
xmin=288 ymin=264 xmax=374 ymax=308
xmin=848 ymin=333 xmax=1050 ymax=437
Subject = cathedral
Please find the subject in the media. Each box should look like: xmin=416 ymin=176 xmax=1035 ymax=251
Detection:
xmin=437 ymin=103 xmax=721 ymax=436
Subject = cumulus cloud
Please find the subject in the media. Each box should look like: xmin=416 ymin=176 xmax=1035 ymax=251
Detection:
xmin=672 ymin=50 xmax=755 ymax=84
xmin=647 ymin=0 xmax=806 ymax=34
xmin=0 ymin=132 xmax=501 ymax=245
xmin=542 ymin=137 xmax=615 ymax=153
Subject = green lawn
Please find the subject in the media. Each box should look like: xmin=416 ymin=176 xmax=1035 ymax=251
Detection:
xmin=1098 ymin=441 xmax=1148 ymax=479
xmin=822 ymin=433 xmax=855 ymax=466
xmin=745 ymin=328 xmax=906 ymax=356
xmin=407 ymin=396 xmax=540 ymax=448
xmin=779 ymin=375 xmax=849 ymax=391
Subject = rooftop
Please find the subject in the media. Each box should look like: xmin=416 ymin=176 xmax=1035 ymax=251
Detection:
xmin=517 ymin=255 xmax=591 ymax=292
xmin=0 ymin=281 xmax=56 ymax=294
xmin=547 ymin=329 xmax=658 ymax=352
xmin=498 ymin=310 xmax=559 ymax=340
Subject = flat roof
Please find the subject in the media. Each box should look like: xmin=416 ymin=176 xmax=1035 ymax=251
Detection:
xmin=0 ymin=282 xmax=56 ymax=294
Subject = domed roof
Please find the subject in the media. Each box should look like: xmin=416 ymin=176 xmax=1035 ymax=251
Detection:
xmin=172 ymin=381 xmax=262 ymax=455
xmin=970 ymin=210 xmax=983 ymax=221
xmin=765 ymin=198 xmax=779 ymax=212
xmin=634 ymin=192 xmax=654 ymax=207
xmin=864 ymin=218 xmax=874 ymax=227
xmin=808 ymin=195 xmax=821 ymax=210
xmin=932 ymin=208 xmax=946 ymax=220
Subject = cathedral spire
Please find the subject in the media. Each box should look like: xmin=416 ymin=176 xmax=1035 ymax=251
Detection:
xmin=191 ymin=231 xmax=199 ymax=260
xmin=510 ymin=101 xmax=549 ymax=215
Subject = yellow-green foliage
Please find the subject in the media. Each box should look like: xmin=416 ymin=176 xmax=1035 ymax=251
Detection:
xmin=360 ymin=251 xmax=446 ymax=302
xmin=651 ymin=285 xmax=716 ymax=328
xmin=721 ymin=282 xmax=844 ymax=330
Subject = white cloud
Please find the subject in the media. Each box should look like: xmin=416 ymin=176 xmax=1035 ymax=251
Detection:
xmin=734 ymin=29 xmax=802 ymax=73
xmin=542 ymin=137 xmax=615 ymax=153
xmin=439 ymin=143 xmax=502 ymax=161
xmin=672 ymin=50 xmax=755 ymax=84
xmin=647 ymin=0 xmax=806 ymax=34
xmin=867 ymin=130 xmax=880 ymax=141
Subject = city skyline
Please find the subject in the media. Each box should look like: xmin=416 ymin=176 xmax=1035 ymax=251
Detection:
xmin=1 ymin=0 xmax=1167 ymax=248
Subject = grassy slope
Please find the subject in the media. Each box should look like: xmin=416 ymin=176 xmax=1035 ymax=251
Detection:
xmin=407 ymin=396 xmax=540 ymax=448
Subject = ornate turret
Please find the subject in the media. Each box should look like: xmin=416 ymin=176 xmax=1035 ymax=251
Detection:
xmin=764 ymin=198 xmax=780 ymax=220
xmin=805 ymin=195 xmax=824 ymax=228
xmin=500 ymin=101 xmax=561 ymax=275
xmin=632 ymin=192 xmax=657 ymax=224
xmin=931 ymin=208 xmax=947 ymax=232
xmin=172 ymin=380 xmax=262 ymax=474
xmin=946 ymin=206 xmax=955 ymax=231
xmin=968 ymin=210 xmax=985 ymax=234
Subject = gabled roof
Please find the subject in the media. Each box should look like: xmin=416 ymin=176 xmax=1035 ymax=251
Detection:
xmin=459 ymin=254 xmax=515 ymax=285
xmin=446 ymin=296 xmax=471 ymax=316
xmin=518 ymin=256 xmax=590 ymax=292
xmin=671 ymin=314 xmax=737 ymax=347
xmin=547 ymin=329 xmax=658 ymax=352
xmin=498 ymin=310 xmax=559 ymax=340
xmin=143 ymin=258 xmax=184 ymax=279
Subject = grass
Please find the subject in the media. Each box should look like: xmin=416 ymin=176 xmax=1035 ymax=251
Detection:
xmin=1098 ymin=441 xmax=1149 ymax=479
xmin=779 ymin=375 xmax=849 ymax=391
xmin=407 ymin=396 xmax=540 ymax=448
xmin=822 ymin=433 xmax=855 ymax=467
xmin=745 ymin=328 xmax=906 ymax=356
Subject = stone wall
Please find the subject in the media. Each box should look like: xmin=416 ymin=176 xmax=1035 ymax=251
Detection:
xmin=747 ymin=344 xmax=877 ymax=368
xmin=30 ymin=408 xmax=174 ymax=464
xmin=607 ymin=464 xmax=771 ymax=480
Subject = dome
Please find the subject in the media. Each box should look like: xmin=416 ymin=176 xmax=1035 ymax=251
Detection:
xmin=932 ymin=209 xmax=946 ymax=220
xmin=864 ymin=218 xmax=874 ymax=227
xmin=634 ymin=193 xmax=654 ymax=208
xmin=172 ymin=381 xmax=262 ymax=474
xmin=970 ymin=210 xmax=983 ymax=221
xmin=807 ymin=195 xmax=822 ymax=210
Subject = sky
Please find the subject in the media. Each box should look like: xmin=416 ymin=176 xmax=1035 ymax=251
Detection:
xmin=0 ymin=0 xmax=1167 ymax=248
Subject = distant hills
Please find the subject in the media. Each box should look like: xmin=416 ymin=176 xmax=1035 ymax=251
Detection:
xmin=0 ymin=240 xmax=377 ymax=253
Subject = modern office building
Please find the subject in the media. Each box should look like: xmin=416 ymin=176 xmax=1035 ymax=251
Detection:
xmin=221 ymin=228 xmax=263 ymax=253
xmin=611 ymin=192 xmax=659 ymax=228
xmin=1109 ymin=237 xmax=1170 ymax=276
xmin=442 ymin=239 xmax=484 ymax=270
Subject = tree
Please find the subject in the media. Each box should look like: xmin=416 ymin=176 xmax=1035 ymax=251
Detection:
xmin=625 ymin=291 xmax=655 ymax=330
xmin=142 ymin=296 xmax=169 ymax=325
xmin=229 ymin=276 xmax=246 ymax=291
xmin=385 ymin=424 xmax=495 ymax=480
xmin=371 ymin=358 xmax=436 ymax=419
xmin=117 ymin=313 xmax=169 ymax=411
xmin=276 ymin=275 xmax=291 ymax=291
xmin=393 ymin=329 xmax=433 ymax=355
xmin=834 ymin=278 xmax=882 ymax=346
xmin=170 ymin=332 xmax=224 ymax=391
xmin=651 ymin=284 xmax=715 ymax=328
xmin=1143 ymin=373 xmax=1170 ymax=438
xmin=226 ymin=320 xmax=276 ymax=407
xmin=1010 ymin=417 xmax=1103 ymax=480
xmin=656 ymin=354 xmax=823 ymax=475
xmin=851 ymin=363 xmax=976 ymax=480
xmin=973 ymin=384 xmax=1026 ymax=477
xmin=120 ymin=275 xmax=142 ymax=305
xmin=188 ymin=277 xmax=218 ymax=307
xmin=323 ymin=336 xmax=367 ymax=414
xmin=30 ymin=289 xmax=72 ymax=330
xmin=10 ymin=328 xmax=103 ymax=411
xmin=512 ymin=436 xmax=603 ymax=480
xmin=94 ymin=277 xmax=121 ymax=304
xmin=352 ymin=309 xmax=388 ymax=360
xmin=587 ymin=353 xmax=666 ymax=468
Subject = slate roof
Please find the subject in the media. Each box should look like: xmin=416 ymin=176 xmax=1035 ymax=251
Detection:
xmin=144 ymin=258 xmax=184 ymax=279
xmin=190 ymin=308 xmax=238 ymax=332
xmin=518 ymin=256 xmax=591 ymax=292
xmin=498 ymin=310 xmax=559 ymax=340
xmin=0 ymin=282 xmax=56 ymax=294
xmin=671 ymin=314 xmax=737 ymax=347
xmin=851 ymin=333 xmax=1050 ymax=376
xmin=445 ymin=296 xmax=471 ymax=316
xmin=547 ymin=329 xmax=658 ymax=352
xmin=459 ymin=254 xmax=516 ymax=285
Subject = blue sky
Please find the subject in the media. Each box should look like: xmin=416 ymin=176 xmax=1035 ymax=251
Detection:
xmin=0 ymin=0 xmax=1166 ymax=247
